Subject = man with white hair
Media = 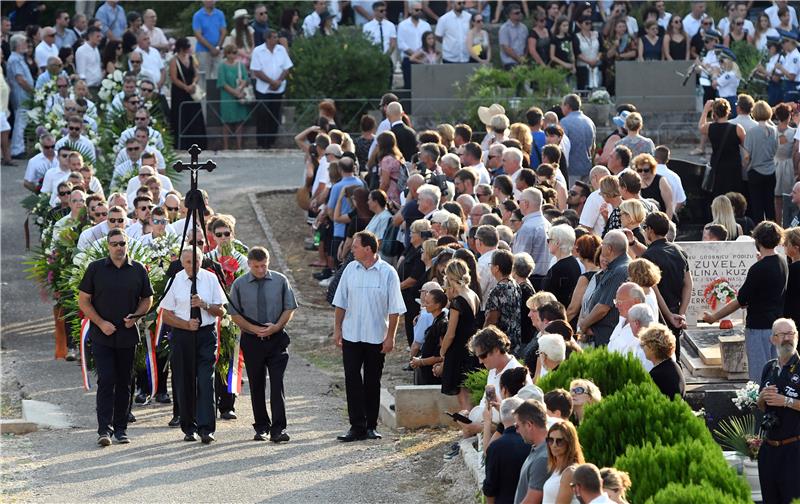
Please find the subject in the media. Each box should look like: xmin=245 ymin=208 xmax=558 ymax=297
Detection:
xmin=387 ymin=101 xmax=417 ymax=161
xmin=35 ymin=27 xmax=59 ymax=71
xmin=502 ymin=147 xmax=525 ymax=198
xmin=133 ymin=31 xmax=166 ymax=90
xmin=457 ymin=193 xmax=476 ymax=221
xmin=482 ymin=396 xmax=529 ymax=504
xmin=579 ymin=230 xmax=630 ymax=346
xmin=486 ymin=143 xmax=507 ymax=178
xmin=513 ymin=188 xmax=552 ymax=286
xmin=475 ymin=225 xmax=499 ymax=310
xmin=537 ymin=333 xmax=566 ymax=375
xmin=440 ymin=153 xmax=461 ymax=181
xmin=608 ymin=284 xmax=652 ymax=368
xmin=417 ymin=184 xmax=441 ymax=219
xmin=7 ymin=34 xmax=34 ymax=159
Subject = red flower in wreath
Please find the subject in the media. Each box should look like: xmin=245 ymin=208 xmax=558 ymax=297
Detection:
xmin=218 ymin=256 xmax=240 ymax=287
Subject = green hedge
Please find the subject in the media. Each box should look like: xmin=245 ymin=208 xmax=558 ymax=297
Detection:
xmin=463 ymin=368 xmax=489 ymax=407
xmin=615 ymin=440 xmax=751 ymax=504
xmin=578 ymin=382 xmax=714 ymax=467
xmin=645 ymin=482 xmax=750 ymax=504
xmin=537 ymin=347 xmax=652 ymax=396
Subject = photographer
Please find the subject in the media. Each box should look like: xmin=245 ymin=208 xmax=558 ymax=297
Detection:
xmin=757 ymin=318 xmax=800 ymax=504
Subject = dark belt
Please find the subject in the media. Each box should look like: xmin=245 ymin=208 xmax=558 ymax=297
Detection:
xmin=765 ymin=436 xmax=800 ymax=447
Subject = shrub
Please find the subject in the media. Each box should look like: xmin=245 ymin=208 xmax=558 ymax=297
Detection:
xmin=288 ymin=27 xmax=392 ymax=131
xmin=537 ymin=347 xmax=651 ymax=396
xmin=578 ymin=382 xmax=714 ymax=467
xmin=462 ymin=368 xmax=488 ymax=406
xmin=615 ymin=440 xmax=751 ymax=504
xmin=645 ymin=482 xmax=750 ymax=504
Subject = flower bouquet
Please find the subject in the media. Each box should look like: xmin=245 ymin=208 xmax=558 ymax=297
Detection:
xmin=703 ymin=278 xmax=737 ymax=311
xmin=715 ymin=381 xmax=762 ymax=461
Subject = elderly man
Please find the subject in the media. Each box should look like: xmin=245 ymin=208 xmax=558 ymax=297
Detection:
xmin=7 ymin=34 xmax=34 ymax=159
xmin=333 ymin=231 xmax=405 ymax=442
xmin=35 ymin=27 xmax=59 ymax=71
xmin=78 ymin=205 xmax=128 ymax=251
xmin=230 ymin=247 xmax=298 ymax=443
xmin=52 ymin=188 xmax=86 ymax=242
xmin=125 ymin=161 xmax=173 ymax=207
xmin=513 ymin=188 xmax=552 ymax=287
xmin=756 ymin=318 xmax=800 ymax=504
xmin=502 ymin=148 xmax=525 ymax=198
xmin=475 ymin=225 xmax=500 ymax=310
xmin=35 ymin=56 xmax=66 ymax=89
xmin=133 ymin=31 xmax=165 ymax=90
xmin=386 ymin=102 xmax=417 ymax=164
xmin=788 ymin=181 xmax=800 ymax=227
xmin=24 ymin=135 xmax=59 ymax=192
xmin=608 ymin=283 xmax=653 ymax=366
xmin=560 ymin=94 xmax=596 ymax=185
xmin=579 ymin=230 xmax=630 ymax=346
xmin=440 ymin=153 xmax=461 ymax=181
xmin=250 ymin=29 xmax=293 ymax=149
xmin=487 ymin=143 xmax=507 ymax=177
xmin=78 ymin=228 xmax=153 ymax=446
xmin=160 ymin=246 xmax=226 ymax=444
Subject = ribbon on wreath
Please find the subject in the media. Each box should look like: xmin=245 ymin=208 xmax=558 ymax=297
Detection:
xmin=226 ymin=331 xmax=244 ymax=395
xmin=144 ymin=325 xmax=158 ymax=399
xmin=79 ymin=318 xmax=92 ymax=390
xmin=153 ymin=308 xmax=165 ymax=347
xmin=215 ymin=317 xmax=221 ymax=363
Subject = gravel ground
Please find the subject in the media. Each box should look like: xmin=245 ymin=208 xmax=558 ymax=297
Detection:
xmin=1 ymin=151 xmax=466 ymax=503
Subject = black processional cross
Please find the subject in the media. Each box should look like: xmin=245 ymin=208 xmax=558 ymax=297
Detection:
xmin=173 ymin=144 xmax=216 ymax=322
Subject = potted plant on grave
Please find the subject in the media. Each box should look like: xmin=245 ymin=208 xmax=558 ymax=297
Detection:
xmin=583 ymin=89 xmax=613 ymax=127
xmin=713 ymin=381 xmax=763 ymax=500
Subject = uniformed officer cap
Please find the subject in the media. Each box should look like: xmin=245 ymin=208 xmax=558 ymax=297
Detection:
xmin=703 ymin=28 xmax=722 ymax=41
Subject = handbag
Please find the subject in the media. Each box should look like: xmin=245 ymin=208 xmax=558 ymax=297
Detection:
xmin=176 ymin=57 xmax=205 ymax=102
xmin=237 ymin=62 xmax=255 ymax=104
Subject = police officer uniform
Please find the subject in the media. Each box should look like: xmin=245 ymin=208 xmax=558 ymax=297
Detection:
xmin=758 ymin=351 xmax=800 ymax=504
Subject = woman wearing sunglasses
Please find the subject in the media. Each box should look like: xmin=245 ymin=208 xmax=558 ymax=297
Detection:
xmin=568 ymin=379 xmax=601 ymax=426
xmin=543 ymin=420 xmax=585 ymax=504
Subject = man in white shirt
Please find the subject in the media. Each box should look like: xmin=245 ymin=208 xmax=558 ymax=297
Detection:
xmin=303 ymin=0 xmax=337 ymax=37
xmin=397 ymin=2 xmax=431 ymax=89
xmin=607 ymin=283 xmax=649 ymax=366
xmin=41 ymin=146 xmax=74 ymax=199
xmin=460 ymin=142 xmax=491 ymax=185
xmin=117 ymin=108 xmax=164 ymax=150
xmin=683 ymin=2 xmax=710 ymax=38
xmin=34 ymin=27 xmax=59 ymax=71
xmin=24 ymin=135 xmax=59 ymax=192
xmin=653 ymin=146 xmax=687 ymax=214
xmin=435 ymin=2 xmax=471 ymax=63
xmin=115 ymin=128 xmax=166 ymax=169
xmin=502 ymin=147 xmax=525 ymax=199
xmin=52 ymin=188 xmax=86 ymax=243
xmin=126 ymin=195 xmax=154 ymax=240
xmin=475 ymin=225 xmax=499 ymax=311
xmin=77 ymin=205 xmax=128 ymax=251
xmin=766 ymin=1 xmax=798 ymax=29
xmin=571 ymin=464 xmax=615 ymax=504
xmin=363 ymin=2 xmax=397 ymax=56
xmin=125 ymin=160 xmax=173 ymax=207
xmin=250 ymin=30 xmax=293 ymax=149
xmin=654 ymin=1 xmax=672 ymax=30
xmin=55 ymin=116 xmax=97 ymax=163
xmin=133 ymin=31 xmax=165 ymax=90
xmin=75 ymin=27 xmax=103 ymax=87
xmin=160 ymin=246 xmax=226 ymax=443
xmin=112 ymin=138 xmax=144 ymax=189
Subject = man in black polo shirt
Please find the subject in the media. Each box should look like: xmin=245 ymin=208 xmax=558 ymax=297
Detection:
xmin=641 ymin=212 xmax=692 ymax=359
xmin=78 ymin=228 xmax=154 ymax=446
xmin=757 ymin=318 xmax=800 ymax=504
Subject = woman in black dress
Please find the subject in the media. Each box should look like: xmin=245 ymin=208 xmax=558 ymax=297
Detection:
xmin=169 ymin=37 xmax=207 ymax=150
xmin=663 ymin=14 xmax=688 ymax=61
xmin=640 ymin=324 xmax=685 ymax=399
xmin=542 ymin=224 xmax=581 ymax=307
xmin=698 ymin=98 xmax=745 ymax=199
xmin=438 ymin=259 xmax=480 ymax=411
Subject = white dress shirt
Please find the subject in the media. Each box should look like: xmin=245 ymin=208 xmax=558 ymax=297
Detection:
xmin=159 ymin=268 xmax=225 ymax=327
xmin=75 ymin=43 xmax=103 ymax=86
xmin=766 ymin=4 xmax=798 ymax=29
xmin=34 ymin=41 xmax=58 ymax=69
xmin=134 ymin=46 xmax=164 ymax=85
xmin=470 ymin=162 xmax=491 ymax=185
xmin=55 ymin=134 xmax=96 ymax=162
xmin=578 ymin=189 xmax=606 ymax=234
xmin=125 ymin=173 xmax=174 ymax=207
xmin=655 ymin=164 xmax=687 ymax=209
xmin=435 ymin=10 xmax=471 ymax=62
xmin=41 ymin=166 xmax=70 ymax=196
xmin=607 ymin=318 xmax=653 ymax=371
xmin=683 ymin=13 xmax=710 ymax=39
xmin=250 ymin=43 xmax=293 ymax=94
xmin=24 ymin=152 xmax=59 ymax=184
xmin=302 ymin=11 xmax=338 ymax=37
xmin=363 ymin=19 xmax=397 ymax=53
xmin=397 ymin=17 xmax=432 ymax=56
xmin=117 ymin=125 xmax=165 ymax=150
xmin=77 ymin=221 xmax=110 ymax=250
xmin=114 ymin=145 xmax=165 ymax=169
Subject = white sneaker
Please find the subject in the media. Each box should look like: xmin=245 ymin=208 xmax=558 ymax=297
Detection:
xmin=319 ymin=277 xmax=333 ymax=288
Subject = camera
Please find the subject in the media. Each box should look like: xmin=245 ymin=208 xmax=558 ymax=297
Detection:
xmin=761 ymin=411 xmax=781 ymax=432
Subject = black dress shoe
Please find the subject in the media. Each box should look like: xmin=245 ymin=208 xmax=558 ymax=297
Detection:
xmin=115 ymin=432 xmax=130 ymax=444
xmin=154 ymin=393 xmax=171 ymax=404
xmin=270 ymin=431 xmax=290 ymax=443
xmin=184 ymin=432 xmax=199 ymax=442
xmin=128 ymin=412 xmax=136 ymax=423
xmin=220 ymin=410 xmax=237 ymax=420
xmin=168 ymin=415 xmax=181 ymax=427
xmin=201 ymin=432 xmax=215 ymax=444
xmin=134 ymin=392 xmax=148 ymax=404
xmin=313 ymin=269 xmax=332 ymax=280
xmin=336 ymin=430 xmax=367 ymax=442
xmin=253 ymin=432 xmax=269 ymax=441
xmin=366 ymin=429 xmax=382 ymax=440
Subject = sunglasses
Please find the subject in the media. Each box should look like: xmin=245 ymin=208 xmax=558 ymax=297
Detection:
xmin=215 ymin=231 xmax=232 ymax=238
xmin=108 ymin=241 xmax=127 ymax=247
xmin=152 ymin=218 xmax=167 ymax=225
xmin=141 ymin=88 xmax=154 ymax=93
xmin=165 ymin=206 xmax=179 ymax=212
xmin=127 ymin=147 xmax=142 ymax=151
xmin=636 ymin=168 xmax=652 ymax=174
xmin=108 ymin=218 xmax=125 ymax=224
xmin=138 ymin=205 xmax=154 ymax=211
xmin=571 ymin=386 xmax=586 ymax=395
xmin=42 ymin=144 xmax=55 ymax=149
xmin=546 ymin=436 xmax=566 ymax=447
xmin=130 ymin=59 xmax=142 ymax=64
xmin=58 ymin=191 xmax=71 ymax=196
xmin=94 ymin=211 xmax=108 ymax=217
xmin=57 ymin=84 xmax=68 ymax=88
xmin=476 ymin=351 xmax=489 ymax=360
xmin=68 ymin=127 xmax=81 ymax=132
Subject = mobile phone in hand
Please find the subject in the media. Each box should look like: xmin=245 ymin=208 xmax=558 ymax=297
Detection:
xmin=445 ymin=411 xmax=472 ymax=424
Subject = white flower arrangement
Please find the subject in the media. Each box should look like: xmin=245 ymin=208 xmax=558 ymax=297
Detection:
xmin=732 ymin=381 xmax=760 ymax=411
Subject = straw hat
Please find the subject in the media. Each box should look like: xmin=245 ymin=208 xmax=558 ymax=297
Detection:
xmin=477 ymin=103 xmax=506 ymax=126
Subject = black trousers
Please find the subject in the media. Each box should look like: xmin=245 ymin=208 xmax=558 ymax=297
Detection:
xmin=91 ymin=343 xmax=136 ymax=436
xmin=758 ymin=441 xmax=800 ymax=504
xmin=255 ymin=90 xmax=283 ymax=148
xmin=342 ymin=340 xmax=385 ymax=433
xmin=215 ymin=370 xmax=236 ymax=413
xmin=401 ymin=57 xmax=412 ymax=89
xmin=747 ymin=170 xmax=776 ymax=224
xmin=171 ymin=325 xmax=217 ymax=436
xmin=241 ymin=332 xmax=289 ymax=435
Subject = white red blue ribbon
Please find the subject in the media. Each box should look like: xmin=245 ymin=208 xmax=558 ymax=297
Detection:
xmin=153 ymin=309 xmax=164 ymax=347
xmin=79 ymin=318 xmax=92 ymax=390
xmin=226 ymin=331 xmax=244 ymax=395
xmin=144 ymin=325 xmax=158 ymax=399
xmin=215 ymin=317 xmax=221 ymax=363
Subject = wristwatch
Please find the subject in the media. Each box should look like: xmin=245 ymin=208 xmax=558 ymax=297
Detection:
xmin=786 ymin=396 xmax=795 ymax=408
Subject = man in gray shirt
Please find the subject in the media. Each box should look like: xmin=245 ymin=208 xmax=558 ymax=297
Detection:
xmin=514 ymin=399 xmax=551 ymax=504
xmin=499 ymin=5 xmax=528 ymax=69
xmin=229 ymin=246 xmax=298 ymax=443
xmin=559 ymin=93 xmax=596 ymax=184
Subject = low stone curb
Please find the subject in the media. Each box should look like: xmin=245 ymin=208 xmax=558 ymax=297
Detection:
xmin=460 ymin=436 xmax=485 ymax=489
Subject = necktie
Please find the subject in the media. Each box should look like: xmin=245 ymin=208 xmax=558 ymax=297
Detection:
xmin=256 ymin=278 xmax=267 ymax=323
xmin=379 ymin=21 xmax=384 ymax=52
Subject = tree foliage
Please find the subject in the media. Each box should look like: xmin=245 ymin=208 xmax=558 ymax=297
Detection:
xmin=645 ymin=482 xmax=750 ymax=504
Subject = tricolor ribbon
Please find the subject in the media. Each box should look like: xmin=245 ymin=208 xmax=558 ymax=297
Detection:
xmin=144 ymin=325 xmax=158 ymax=399
xmin=226 ymin=331 xmax=244 ymax=395
xmin=215 ymin=317 xmax=221 ymax=363
xmin=153 ymin=308 xmax=164 ymax=347
xmin=79 ymin=318 xmax=92 ymax=390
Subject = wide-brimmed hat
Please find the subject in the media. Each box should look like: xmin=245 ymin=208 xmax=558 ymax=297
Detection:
xmin=233 ymin=9 xmax=249 ymax=20
xmin=778 ymin=28 xmax=799 ymax=43
xmin=612 ymin=110 xmax=631 ymax=129
xmin=478 ymin=103 xmax=506 ymax=126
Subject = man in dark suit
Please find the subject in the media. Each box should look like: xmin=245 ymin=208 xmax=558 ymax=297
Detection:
xmin=387 ymin=101 xmax=417 ymax=162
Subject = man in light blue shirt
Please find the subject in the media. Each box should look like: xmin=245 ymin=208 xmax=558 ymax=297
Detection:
xmin=559 ymin=93 xmax=596 ymax=184
xmin=512 ymin=188 xmax=552 ymax=285
xmin=7 ymin=34 xmax=34 ymax=158
xmin=333 ymin=231 xmax=405 ymax=442
xmin=95 ymin=0 xmax=126 ymax=41
xmin=326 ymin=156 xmax=364 ymax=267
xmin=192 ymin=1 xmax=227 ymax=79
